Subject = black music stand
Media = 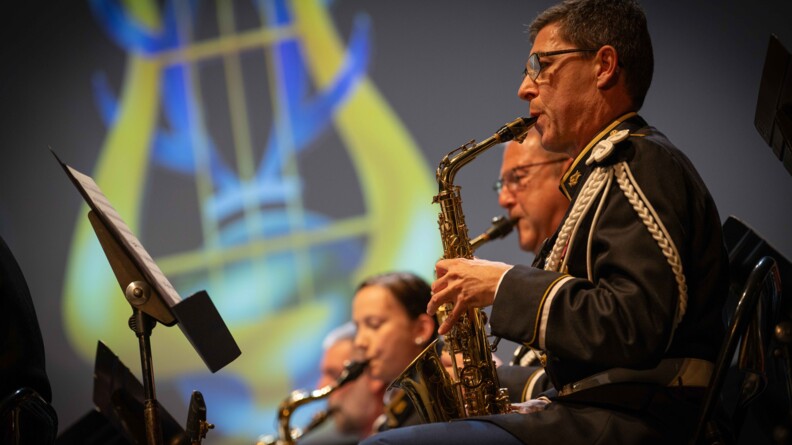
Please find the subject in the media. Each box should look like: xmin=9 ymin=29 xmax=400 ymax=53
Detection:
xmin=57 ymin=341 xmax=187 ymax=445
xmin=58 ymin=342 xmax=212 ymax=445
xmin=54 ymin=152 xmax=241 ymax=445
xmin=755 ymin=34 xmax=792 ymax=177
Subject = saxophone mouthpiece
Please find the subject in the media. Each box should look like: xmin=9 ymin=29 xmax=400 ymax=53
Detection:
xmin=469 ymin=215 xmax=516 ymax=251
xmin=336 ymin=359 xmax=370 ymax=386
xmin=485 ymin=215 xmax=517 ymax=239
xmin=497 ymin=116 xmax=537 ymax=143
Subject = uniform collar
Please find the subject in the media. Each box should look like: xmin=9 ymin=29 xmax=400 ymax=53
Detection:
xmin=559 ymin=112 xmax=640 ymax=199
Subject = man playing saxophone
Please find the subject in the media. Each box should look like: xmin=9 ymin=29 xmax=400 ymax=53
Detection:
xmin=362 ymin=0 xmax=728 ymax=443
xmin=298 ymin=322 xmax=385 ymax=445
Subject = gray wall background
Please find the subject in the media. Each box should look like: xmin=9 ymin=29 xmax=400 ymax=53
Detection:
xmin=1 ymin=0 xmax=791 ymax=439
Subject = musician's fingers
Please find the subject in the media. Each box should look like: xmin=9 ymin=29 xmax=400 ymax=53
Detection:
xmin=438 ymin=314 xmax=454 ymax=335
xmin=437 ymin=298 xmax=468 ymax=335
xmin=431 ymin=272 xmax=448 ymax=295
xmin=449 ymin=299 xmax=468 ymax=325
xmin=434 ymin=258 xmax=456 ymax=280
xmin=427 ymin=286 xmax=451 ymax=316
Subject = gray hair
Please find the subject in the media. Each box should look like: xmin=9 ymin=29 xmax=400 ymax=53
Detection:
xmin=322 ymin=321 xmax=357 ymax=350
xmin=529 ymin=0 xmax=653 ymax=109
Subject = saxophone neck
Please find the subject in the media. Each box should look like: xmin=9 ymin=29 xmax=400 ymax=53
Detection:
xmin=437 ymin=117 xmax=537 ymax=188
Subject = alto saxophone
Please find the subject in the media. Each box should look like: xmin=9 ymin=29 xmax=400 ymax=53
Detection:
xmin=390 ymin=116 xmax=536 ymax=422
xmin=258 ymin=359 xmax=369 ymax=445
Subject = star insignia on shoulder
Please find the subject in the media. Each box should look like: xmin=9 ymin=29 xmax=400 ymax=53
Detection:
xmin=568 ymin=170 xmax=582 ymax=186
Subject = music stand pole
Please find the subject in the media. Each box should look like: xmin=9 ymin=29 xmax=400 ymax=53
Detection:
xmin=128 ymin=282 xmax=164 ymax=445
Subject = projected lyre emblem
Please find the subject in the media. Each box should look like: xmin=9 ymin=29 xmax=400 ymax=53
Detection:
xmin=63 ymin=0 xmax=439 ymax=440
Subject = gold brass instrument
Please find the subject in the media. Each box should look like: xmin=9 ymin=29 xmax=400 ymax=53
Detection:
xmin=390 ymin=117 xmax=537 ymax=423
xmin=258 ymin=359 xmax=369 ymax=445
xmin=469 ymin=215 xmax=516 ymax=252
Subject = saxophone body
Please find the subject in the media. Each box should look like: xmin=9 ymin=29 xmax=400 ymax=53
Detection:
xmin=390 ymin=116 xmax=536 ymax=423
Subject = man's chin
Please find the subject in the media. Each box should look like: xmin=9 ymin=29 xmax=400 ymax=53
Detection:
xmin=518 ymin=235 xmax=537 ymax=254
xmin=538 ymin=131 xmax=567 ymax=154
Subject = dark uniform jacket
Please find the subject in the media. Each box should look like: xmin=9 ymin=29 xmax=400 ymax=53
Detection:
xmin=487 ymin=113 xmax=729 ymax=441
xmin=0 ymin=235 xmax=52 ymax=404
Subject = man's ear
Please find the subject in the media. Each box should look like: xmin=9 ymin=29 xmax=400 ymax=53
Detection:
xmin=595 ymin=45 xmax=620 ymax=89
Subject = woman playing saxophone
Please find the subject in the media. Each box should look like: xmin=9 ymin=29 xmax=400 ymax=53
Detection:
xmin=351 ymin=272 xmax=438 ymax=431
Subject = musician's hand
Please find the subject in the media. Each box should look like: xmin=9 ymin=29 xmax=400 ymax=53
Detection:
xmin=511 ymin=396 xmax=552 ymax=414
xmin=428 ymin=258 xmax=512 ymax=335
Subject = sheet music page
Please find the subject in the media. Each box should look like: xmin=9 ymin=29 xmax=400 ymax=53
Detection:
xmin=67 ymin=165 xmax=182 ymax=307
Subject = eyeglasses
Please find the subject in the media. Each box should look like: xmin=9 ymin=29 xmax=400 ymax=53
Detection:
xmin=522 ymin=48 xmax=598 ymax=81
xmin=494 ymin=158 xmax=567 ymax=194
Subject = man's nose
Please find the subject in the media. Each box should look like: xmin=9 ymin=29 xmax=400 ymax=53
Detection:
xmin=354 ymin=332 xmax=368 ymax=350
xmin=498 ymin=186 xmax=516 ymax=208
xmin=518 ymin=75 xmax=537 ymax=102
